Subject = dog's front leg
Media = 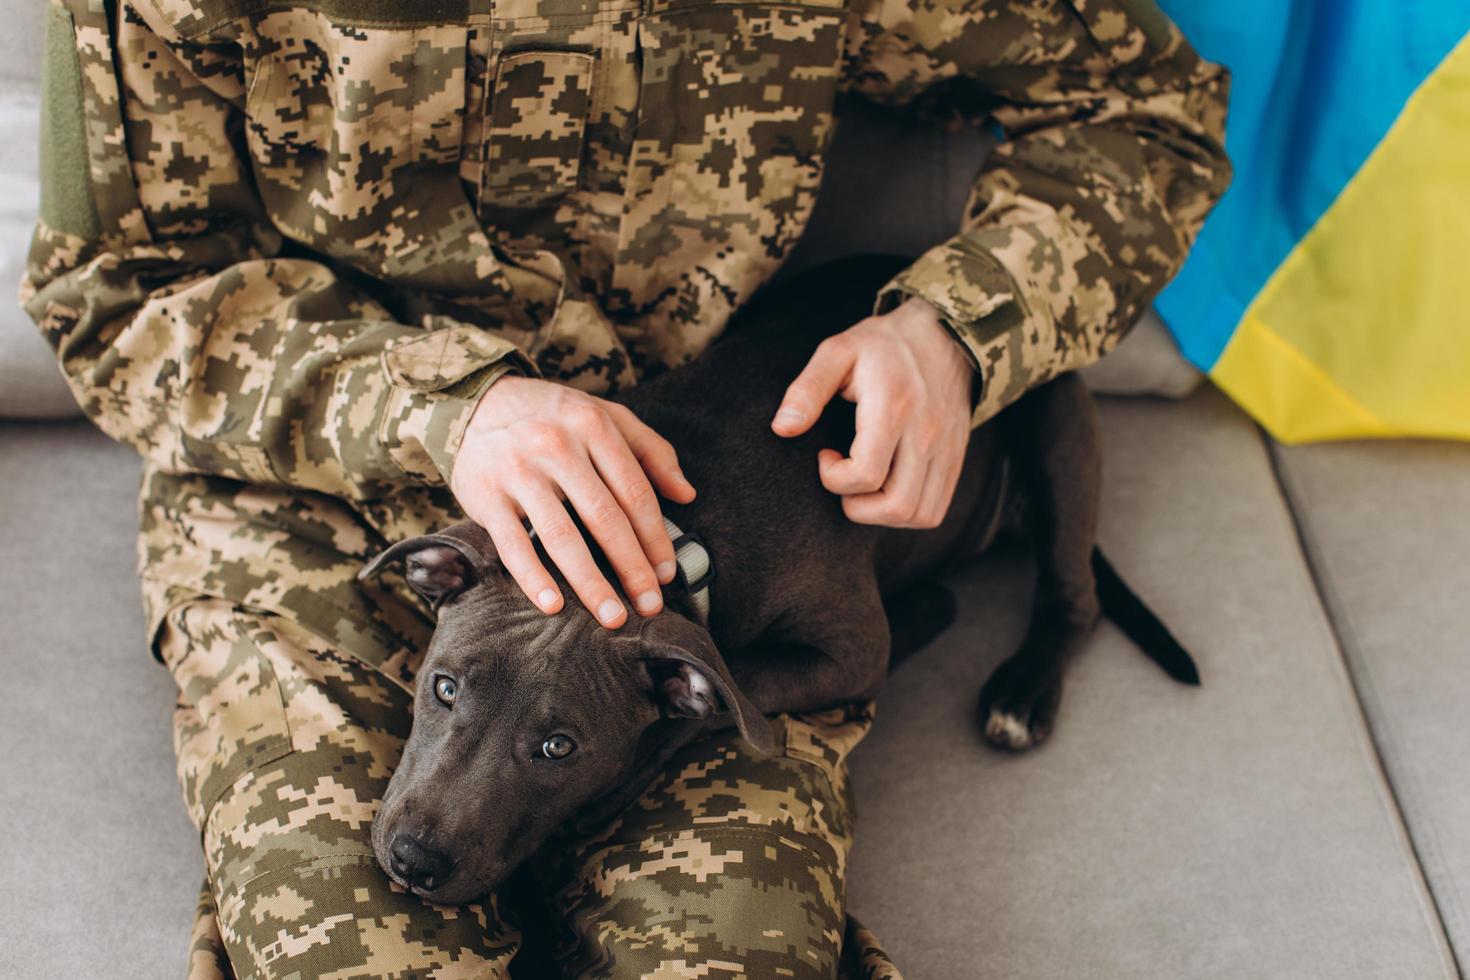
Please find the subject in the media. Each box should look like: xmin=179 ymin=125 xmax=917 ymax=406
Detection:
xmin=730 ymin=631 xmax=889 ymax=718
xmin=979 ymin=372 xmax=1103 ymax=750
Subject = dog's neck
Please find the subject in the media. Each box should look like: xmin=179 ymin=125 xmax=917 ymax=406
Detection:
xmin=661 ymin=515 xmax=713 ymax=625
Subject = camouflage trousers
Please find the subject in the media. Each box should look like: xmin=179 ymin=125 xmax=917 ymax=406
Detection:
xmin=158 ymin=597 xmax=902 ymax=979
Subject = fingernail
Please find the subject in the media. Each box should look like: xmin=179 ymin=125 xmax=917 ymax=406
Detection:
xmin=655 ymin=560 xmax=677 ymax=583
xmin=536 ymin=588 xmax=559 ymax=611
xmin=635 ymin=591 xmax=661 ymax=614
xmin=775 ymin=407 xmax=805 ymax=428
xmin=597 ymin=598 xmax=625 ymax=625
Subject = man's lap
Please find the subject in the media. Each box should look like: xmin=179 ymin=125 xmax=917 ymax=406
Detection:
xmin=156 ymin=594 xmax=870 ymax=979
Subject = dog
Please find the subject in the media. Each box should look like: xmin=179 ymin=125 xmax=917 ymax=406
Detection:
xmin=360 ymin=254 xmax=1197 ymax=904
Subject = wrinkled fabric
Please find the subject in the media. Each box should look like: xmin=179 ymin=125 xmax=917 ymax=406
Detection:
xmin=23 ymin=0 xmax=1227 ymax=634
xmin=23 ymin=0 xmax=1226 ymax=975
xmin=24 ymin=0 xmax=1229 ymax=516
xmin=159 ymin=598 xmax=887 ymax=979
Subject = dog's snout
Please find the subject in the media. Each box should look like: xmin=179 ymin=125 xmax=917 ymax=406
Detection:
xmin=389 ymin=833 xmax=454 ymax=890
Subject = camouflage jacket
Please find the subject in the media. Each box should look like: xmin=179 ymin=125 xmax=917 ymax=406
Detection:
xmin=23 ymin=0 xmax=1228 ymax=662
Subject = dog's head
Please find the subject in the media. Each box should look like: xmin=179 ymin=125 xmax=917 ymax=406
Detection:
xmin=359 ymin=522 xmax=772 ymax=904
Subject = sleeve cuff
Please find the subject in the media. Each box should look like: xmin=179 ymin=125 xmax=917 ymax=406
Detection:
xmin=379 ymin=319 xmax=537 ymax=486
xmin=873 ymin=236 xmax=1036 ymax=428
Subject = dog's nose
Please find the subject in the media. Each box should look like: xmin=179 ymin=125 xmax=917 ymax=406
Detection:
xmin=389 ymin=833 xmax=454 ymax=890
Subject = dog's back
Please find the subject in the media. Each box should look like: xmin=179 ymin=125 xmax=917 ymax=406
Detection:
xmin=617 ymin=254 xmax=1011 ymax=647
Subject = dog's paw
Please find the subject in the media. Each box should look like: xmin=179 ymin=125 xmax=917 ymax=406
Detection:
xmin=977 ymin=653 xmax=1064 ymax=751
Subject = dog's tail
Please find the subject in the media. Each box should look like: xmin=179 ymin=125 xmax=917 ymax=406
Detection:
xmin=1092 ymin=548 xmax=1200 ymax=686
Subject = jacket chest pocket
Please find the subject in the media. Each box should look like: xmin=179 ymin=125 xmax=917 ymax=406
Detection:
xmin=482 ymin=49 xmax=596 ymax=212
xmin=240 ymin=18 xmax=474 ymax=275
xmin=611 ymin=0 xmax=848 ymax=326
xmin=637 ymin=0 xmax=848 ymax=181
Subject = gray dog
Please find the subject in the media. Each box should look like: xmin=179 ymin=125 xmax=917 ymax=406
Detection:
xmin=360 ymin=254 xmax=1197 ymax=904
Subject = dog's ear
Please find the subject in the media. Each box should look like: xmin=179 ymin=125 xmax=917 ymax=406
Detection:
xmin=640 ymin=614 xmax=775 ymax=756
xmin=358 ymin=522 xmax=499 ymax=608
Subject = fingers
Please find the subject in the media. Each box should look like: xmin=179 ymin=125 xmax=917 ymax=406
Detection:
xmin=553 ymin=446 xmax=666 ymax=619
xmin=479 ymin=503 xmax=564 ymax=614
xmin=452 ymin=379 xmax=694 ymax=628
xmin=842 ymin=437 xmax=936 ymax=528
xmin=606 ymin=402 xmax=696 ymax=505
xmin=772 ymin=337 xmax=855 ymax=437
xmin=588 ymin=419 xmax=680 ymax=586
xmin=818 ymin=381 xmax=904 ymax=495
xmin=519 ymin=485 xmax=629 ymax=629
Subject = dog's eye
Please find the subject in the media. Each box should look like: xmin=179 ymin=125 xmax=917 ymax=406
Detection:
xmin=433 ymin=676 xmax=458 ymax=707
xmin=541 ymin=734 xmax=575 ymax=760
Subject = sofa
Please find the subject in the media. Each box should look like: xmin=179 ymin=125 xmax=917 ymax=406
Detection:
xmin=4 ymin=5 xmax=1468 ymax=978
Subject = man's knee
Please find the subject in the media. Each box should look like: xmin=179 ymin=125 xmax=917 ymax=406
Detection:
xmin=545 ymin=708 xmax=872 ymax=978
xmin=160 ymin=599 xmax=518 ymax=979
xmin=213 ymin=852 xmax=518 ymax=979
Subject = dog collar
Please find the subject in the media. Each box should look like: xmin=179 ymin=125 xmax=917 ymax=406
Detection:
xmin=662 ymin=516 xmax=713 ymax=624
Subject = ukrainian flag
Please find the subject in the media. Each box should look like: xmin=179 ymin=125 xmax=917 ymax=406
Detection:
xmin=1156 ymin=2 xmax=1470 ymax=443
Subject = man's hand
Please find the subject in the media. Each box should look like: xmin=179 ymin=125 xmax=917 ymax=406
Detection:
xmin=451 ymin=377 xmax=696 ymax=628
xmin=771 ymin=296 xmax=974 ymax=528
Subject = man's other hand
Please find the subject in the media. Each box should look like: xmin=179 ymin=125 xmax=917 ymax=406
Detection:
xmin=452 ymin=377 xmax=696 ymax=628
xmin=771 ymin=296 xmax=974 ymax=528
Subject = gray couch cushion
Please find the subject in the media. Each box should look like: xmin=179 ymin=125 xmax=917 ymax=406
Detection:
xmin=0 ymin=421 xmax=199 ymax=979
xmin=1080 ymin=306 xmax=1202 ymax=399
xmin=846 ymin=386 xmax=1457 ymax=978
xmin=1273 ymin=438 xmax=1470 ymax=966
xmin=2 ymin=404 xmax=1453 ymax=978
xmin=0 ymin=0 xmax=43 ymax=91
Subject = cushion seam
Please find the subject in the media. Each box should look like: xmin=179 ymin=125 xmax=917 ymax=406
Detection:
xmin=1267 ymin=438 xmax=1465 ymax=978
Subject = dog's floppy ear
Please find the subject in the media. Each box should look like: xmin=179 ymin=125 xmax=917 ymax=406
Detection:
xmin=640 ymin=614 xmax=775 ymax=756
xmin=358 ymin=522 xmax=499 ymax=609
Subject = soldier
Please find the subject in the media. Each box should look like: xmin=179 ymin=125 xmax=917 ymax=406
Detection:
xmin=23 ymin=0 xmax=1228 ymax=975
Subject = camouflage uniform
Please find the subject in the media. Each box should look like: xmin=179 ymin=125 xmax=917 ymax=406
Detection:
xmin=23 ymin=0 xmax=1228 ymax=974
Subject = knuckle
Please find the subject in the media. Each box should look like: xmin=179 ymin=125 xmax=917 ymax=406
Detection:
xmin=622 ymin=477 xmax=656 ymax=508
xmin=500 ymin=456 xmax=535 ymax=485
xmin=817 ymin=335 xmax=849 ymax=361
xmin=649 ymin=434 xmax=678 ymax=461
xmin=881 ymin=498 xmax=917 ymax=525
xmin=567 ymin=400 xmax=607 ymax=432
xmin=852 ymin=462 xmax=886 ymax=490
xmin=887 ymin=385 xmax=916 ymax=418
xmin=485 ymin=522 xmax=525 ymax=555
xmin=524 ymin=422 xmax=570 ymax=456
xmin=614 ymin=562 xmax=656 ymax=589
xmin=539 ymin=518 xmax=581 ymax=548
xmin=588 ymin=500 xmax=627 ymax=531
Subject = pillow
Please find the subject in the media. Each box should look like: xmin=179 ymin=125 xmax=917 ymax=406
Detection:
xmin=1082 ymin=306 xmax=1203 ymax=400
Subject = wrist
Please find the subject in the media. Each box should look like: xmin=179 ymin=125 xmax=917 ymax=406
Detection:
xmin=447 ymin=365 xmax=528 ymax=483
xmin=895 ymin=295 xmax=979 ymax=413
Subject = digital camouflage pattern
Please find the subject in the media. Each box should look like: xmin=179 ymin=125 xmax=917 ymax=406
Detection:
xmin=159 ymin=598 xmax=523 ymax=978
xmin=23 ymin=0 xmax=1228 ymax=974
xmin=538 ymin=704 xmax=873 ymax=977
xmin=158 ymin=597 xmax=888 ymax=978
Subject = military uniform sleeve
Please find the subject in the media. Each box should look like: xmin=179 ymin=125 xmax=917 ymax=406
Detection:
xmin=841 ymin=0 xmax=1231 ymax=425
xmin=20 ymin=0 xmax=539 ymax=500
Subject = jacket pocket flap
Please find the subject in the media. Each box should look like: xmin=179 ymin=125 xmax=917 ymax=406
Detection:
xmin=382 ymin=323 xmax=522 ymax=392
